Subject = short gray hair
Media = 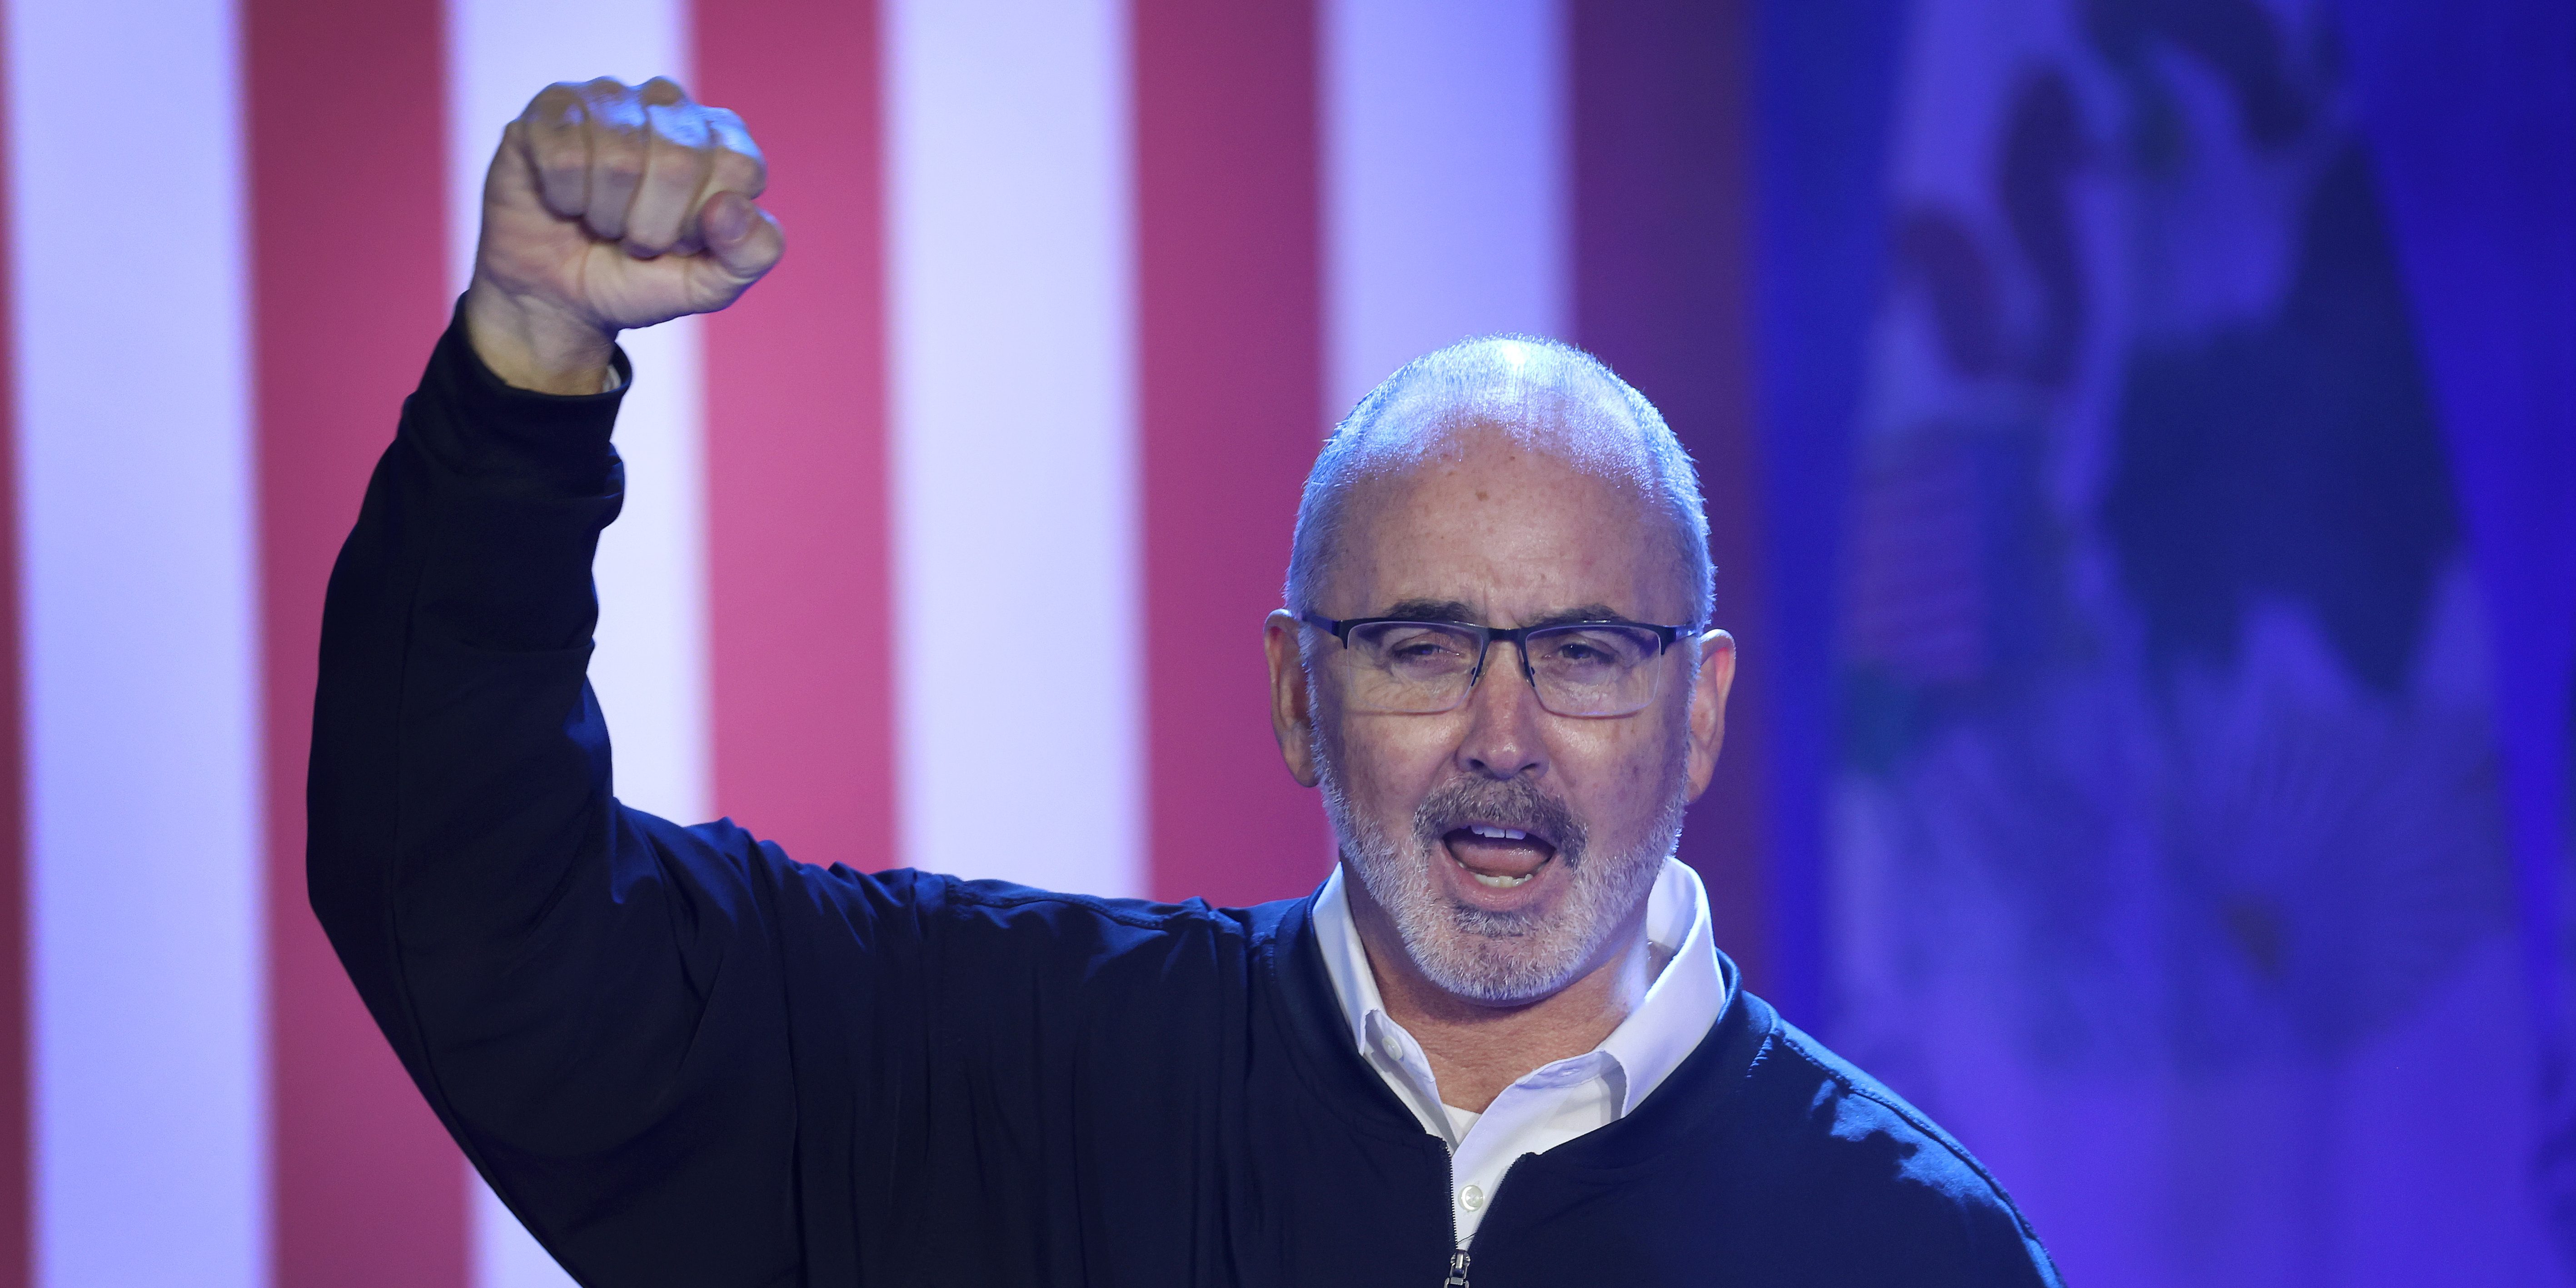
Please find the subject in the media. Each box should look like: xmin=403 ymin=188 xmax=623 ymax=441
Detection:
xmin=1283 ymin=335 xmax=1714 ymax=628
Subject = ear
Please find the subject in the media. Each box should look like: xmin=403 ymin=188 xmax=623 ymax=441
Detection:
xmin=1264 ymin=610 xmax=1322 ymax=788
xmin=1683 ymin=629 xmax=1737 ymax=801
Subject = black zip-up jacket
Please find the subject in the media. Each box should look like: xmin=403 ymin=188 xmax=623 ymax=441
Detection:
xmin=308 ymin=314 xmax=2066 ymax=1288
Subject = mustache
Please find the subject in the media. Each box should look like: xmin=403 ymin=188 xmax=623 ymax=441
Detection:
xmin=1410 ymin=777 xmax=1588 ymax=864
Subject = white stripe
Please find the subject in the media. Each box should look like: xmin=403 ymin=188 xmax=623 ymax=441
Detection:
xmin=889 ymin=0 xmax=1141 ymax=896
xmin=1323 ymin=0 xmax=1569 ymax=415
xmin=447 ymin=0 xmax=701 ymax=1283
xmin=7 ymin=0 xmax=267 ymax=1282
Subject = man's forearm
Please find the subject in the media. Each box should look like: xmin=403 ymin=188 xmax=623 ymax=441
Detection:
xmin=307 ymin=306 xmax=628 ymax=1044
xmin=308 ymin=314 xmax=811 ymax=1283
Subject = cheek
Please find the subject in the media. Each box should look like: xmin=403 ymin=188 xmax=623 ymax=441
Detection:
xmin=1327 ymin=712 xmax=1464 ymax=808
xmin=1552 ymin=709 xmax=1687 ymax=824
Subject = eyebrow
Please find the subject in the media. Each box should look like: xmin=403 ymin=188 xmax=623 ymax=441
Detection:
xmin=1522 ymin=603 xmax=1632 ymax=628
xmin=1370 ymin=599 xmax=1635 ymax=628
xmin=1375 ymin=598 xmax=1477 ymax=622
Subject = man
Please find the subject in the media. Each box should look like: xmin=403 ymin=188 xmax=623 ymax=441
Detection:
xmin=313 ymin=77 xmax=2062 ymax=1287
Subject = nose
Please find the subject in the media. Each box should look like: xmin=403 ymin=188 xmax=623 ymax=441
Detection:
xmin=1456 ymin=641 xmax=1548 ymax=781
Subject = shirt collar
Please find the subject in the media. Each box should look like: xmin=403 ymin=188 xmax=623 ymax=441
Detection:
xmin=1312 ymin=856 xmax=1729 ymax=1117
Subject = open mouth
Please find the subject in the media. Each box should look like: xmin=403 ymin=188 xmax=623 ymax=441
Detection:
xmin=1441 ymin=823 xmax=1560 ymax=889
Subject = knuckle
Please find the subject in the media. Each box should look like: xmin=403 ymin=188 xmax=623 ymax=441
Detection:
xmin=590 ymin=110 xmax=646 ymax=149
xmin=706 ymin=107 xmax=759 ymax=152
xmin=711 ymin=150 xmax=766 ymax=194
xmin=704 ymin=112 xmax=767 ymax=192
xmin=528 ymin=83 xmax=583 ymax=123
xmin=643 ymin=149 xmax=706 ymax=192
xmin=579 ymin=79 xmax=648 ymax=127
xmin=645 ymin=103 xmax=711 ymax=150
xmin=532 ymin=134 xmax=583 ymax=169
xmin=588 ymin=127 xmax=646 ymax=170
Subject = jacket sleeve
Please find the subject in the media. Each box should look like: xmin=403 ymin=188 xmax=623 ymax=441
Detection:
xmin=307 ymin=312 xmax=808 ymax=1287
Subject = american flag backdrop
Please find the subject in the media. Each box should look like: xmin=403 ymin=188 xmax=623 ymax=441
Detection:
xmin=0 ymin=1 xmax=1771 ymax=1284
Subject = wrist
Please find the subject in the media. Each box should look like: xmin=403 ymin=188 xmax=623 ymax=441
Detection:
xmin=462 ymin=276 xmax=618 ymax=395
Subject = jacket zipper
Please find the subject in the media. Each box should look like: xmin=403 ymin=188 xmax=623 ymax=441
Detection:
xmin=1437 ymin=1153 xmax=1530 ymax=1288
xmin=1441 ymin=1147 xmax=1471 ymax=1288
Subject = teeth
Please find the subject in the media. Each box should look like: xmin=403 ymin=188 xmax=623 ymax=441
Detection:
xmin=1467 ymin=825 xmax=1530 ymax=841
xmin=1469 ymin=870 xmax=1534 ymax=889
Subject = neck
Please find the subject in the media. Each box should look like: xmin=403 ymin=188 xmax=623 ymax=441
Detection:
xmin=1345 ymin=865 xmax=1658 ymax=1113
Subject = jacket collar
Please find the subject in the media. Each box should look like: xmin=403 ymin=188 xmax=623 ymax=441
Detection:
xmin=1254 ymin=869 xmax=1770 ymax=1168
xmin=1310 ymin=859 xmax=1729 ymax=1124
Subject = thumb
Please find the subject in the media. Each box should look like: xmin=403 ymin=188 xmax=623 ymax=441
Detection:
xmin=698 ymin=190 xmax=785 ymax=286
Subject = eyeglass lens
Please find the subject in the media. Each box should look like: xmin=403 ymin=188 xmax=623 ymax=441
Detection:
xmin=1340 ymin=621 xmax=1666 ymax=716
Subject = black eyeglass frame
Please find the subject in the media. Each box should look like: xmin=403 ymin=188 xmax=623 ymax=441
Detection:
xmin=1296 ymin=610 xmax=1691 ymax=704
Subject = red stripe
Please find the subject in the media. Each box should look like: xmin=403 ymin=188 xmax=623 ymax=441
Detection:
xmin=1569 ymin=0 xmax=1769 ymax=983
xmin=696 ymin=0 xmax=895 ymax=873
xmin=245 ymin=0 xmax=469 ymax=1283
xmin=1134 ymin=0 xmax=1331 ymax=907
xmin=0 ymin=19 xmax=27 ymax=1284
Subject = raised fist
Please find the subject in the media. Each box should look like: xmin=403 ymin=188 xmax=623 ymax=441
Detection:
xmin=464 ymin=77 xmax=784 ymax=393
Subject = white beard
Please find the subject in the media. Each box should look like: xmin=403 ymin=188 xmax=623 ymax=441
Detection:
xmin=1314 ymin=728 xmax=1685 ymax=1005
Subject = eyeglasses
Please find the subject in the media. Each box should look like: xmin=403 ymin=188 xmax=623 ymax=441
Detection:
xmin=1299 ymin=611 xmax=1688 ymax=717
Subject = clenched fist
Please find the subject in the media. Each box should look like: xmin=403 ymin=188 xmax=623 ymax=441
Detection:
xmin=464 ymin=77 xmax=784 ymax=394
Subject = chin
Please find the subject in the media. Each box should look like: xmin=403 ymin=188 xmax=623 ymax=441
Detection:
xmin=1386 ymin=846 xmax=1663 ymax=1005
xmin=1401 ymin=909 xmax=1605 ymax=1005
xmin=1320 ymin=773 xmax=1678 ymax=1008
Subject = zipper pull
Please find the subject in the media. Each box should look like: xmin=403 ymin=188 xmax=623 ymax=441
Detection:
xmin=1441 ymin=1249 xmax=1471 ymax=1288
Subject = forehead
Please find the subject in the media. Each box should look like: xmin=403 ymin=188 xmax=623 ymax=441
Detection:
xmin=1327 ymin=423 xmax=1687 ymax=623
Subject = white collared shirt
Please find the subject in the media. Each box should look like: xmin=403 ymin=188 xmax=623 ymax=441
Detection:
xmin=1312 ymin=858 xmax=1730 ymax=1245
